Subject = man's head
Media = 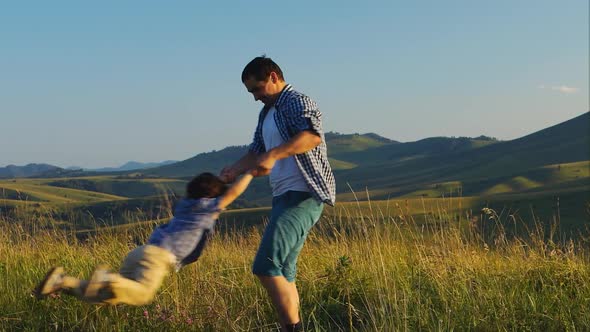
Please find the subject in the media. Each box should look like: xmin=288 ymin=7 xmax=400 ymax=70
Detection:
xmin=186 ymin=172 xmax=228 ymax=199
xmin=242 ymin=56 xmax=286 ymax=106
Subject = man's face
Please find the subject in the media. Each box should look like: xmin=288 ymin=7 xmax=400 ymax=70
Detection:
xmin=243 ymin=73 xmax=282 ymax=106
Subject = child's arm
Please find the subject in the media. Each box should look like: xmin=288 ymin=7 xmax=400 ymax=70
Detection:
xmin=217 ymin=172 xmax=254 ymax=210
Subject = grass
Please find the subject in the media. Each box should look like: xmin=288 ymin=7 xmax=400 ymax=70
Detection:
xmin=329 ymin=158 xmax=358 ymax=170
xmin=1 ymin=160 xmax=587 ymax=209
xmin=0 ymin=182 xmax=126 ymax=203
xmin=2 ymin=196 xmax=590 ymax=331
xmin=0 ymin=177 xmax=183 ymax=203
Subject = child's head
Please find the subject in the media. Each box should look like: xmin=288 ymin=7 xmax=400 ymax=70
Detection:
xmin=186 ymin=172 xmax=228 ymax=199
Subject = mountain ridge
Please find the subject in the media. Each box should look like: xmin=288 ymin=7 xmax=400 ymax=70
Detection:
xmin=3 ymin=113 xmax=588 ymax=189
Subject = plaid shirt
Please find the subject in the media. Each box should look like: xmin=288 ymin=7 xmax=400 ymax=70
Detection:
xmin=249 ymin=84 xmax=336 ymax=206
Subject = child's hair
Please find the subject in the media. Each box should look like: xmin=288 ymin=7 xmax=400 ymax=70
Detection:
xmin=186 ymin=172 xmax=228 ymax=199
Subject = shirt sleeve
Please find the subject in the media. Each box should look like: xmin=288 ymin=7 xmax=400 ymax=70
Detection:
xmin=207 ymin=197 xmax=223 ymax=212
xmin=284 ymin=95 xmax=323 ymax=137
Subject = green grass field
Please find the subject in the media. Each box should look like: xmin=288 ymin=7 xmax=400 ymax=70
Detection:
xmin=0 ymin=158 xmax=588 ymax=329
xmin=1 ymin=163 xmax=589 ymax=330
xmin=2 ymin=198 xmax=590 ymax=331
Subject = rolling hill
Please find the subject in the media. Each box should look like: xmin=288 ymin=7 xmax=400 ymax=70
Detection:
xmin=1 ymin=112 xmax=587 ymax=228
xmin=336 ymin=112 xmax=589 ymax=199
xmin=140 ymin=132 xmax=399 ymax=177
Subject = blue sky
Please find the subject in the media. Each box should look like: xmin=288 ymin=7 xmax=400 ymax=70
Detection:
xmin=1 ymin=1 xmax=587 ymax=168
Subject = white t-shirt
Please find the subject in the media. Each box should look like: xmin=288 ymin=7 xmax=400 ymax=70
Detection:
xmin=262 ymin=106 xmax=310 ymax=197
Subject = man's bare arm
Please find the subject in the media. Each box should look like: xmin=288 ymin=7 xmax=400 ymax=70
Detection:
xmin=257 ymin=131 xmax=321 ymax=171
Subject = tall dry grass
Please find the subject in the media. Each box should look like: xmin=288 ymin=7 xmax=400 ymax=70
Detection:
xmin=1 ymin=198 xmax=590 ymax=331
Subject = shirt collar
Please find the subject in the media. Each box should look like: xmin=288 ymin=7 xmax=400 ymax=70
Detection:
xmin=274 ymin=84 xmax=292 ymax=109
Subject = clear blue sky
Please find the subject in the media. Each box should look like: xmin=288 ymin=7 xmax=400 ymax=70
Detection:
xmin=1 ymin=1 xmax=587 ymax=168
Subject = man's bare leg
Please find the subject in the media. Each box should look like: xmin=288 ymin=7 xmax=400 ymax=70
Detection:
xmin=257 ymin=275 xmax=301 ymax=331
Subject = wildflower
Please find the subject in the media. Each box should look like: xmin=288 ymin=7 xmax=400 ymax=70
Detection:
xmin=143 ymin=310 xmax=149 ymax=319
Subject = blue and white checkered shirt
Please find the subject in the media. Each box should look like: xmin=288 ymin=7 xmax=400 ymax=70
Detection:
xmin=249 ymin=84 xmax=336 ymax=206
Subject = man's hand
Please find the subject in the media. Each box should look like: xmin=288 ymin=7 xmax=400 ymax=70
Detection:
xmin=250 ymin=167 xmax=271 ymax=177
xmin=219 ymin=151 xmax=259 ymax=183
xmin=219 ymin=166 xmax=239 ymax=183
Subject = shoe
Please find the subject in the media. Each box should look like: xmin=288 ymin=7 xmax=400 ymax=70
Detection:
xmin=285 ymin=321 xmax=303 ymax=332
xmin=84 ymin=264 xmax=110 ymax=298
xmin=35 ymin=266 xmax=64 ymax=299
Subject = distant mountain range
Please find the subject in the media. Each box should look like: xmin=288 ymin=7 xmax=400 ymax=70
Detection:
xmin=0 ymin=163 xmax=61 ymax=178
xmin=80 ymin=160 xmax=178 ymax=173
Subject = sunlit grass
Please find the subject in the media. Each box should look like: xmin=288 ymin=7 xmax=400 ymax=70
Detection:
xmin=1 ymin=199 xmax=590 ymax=331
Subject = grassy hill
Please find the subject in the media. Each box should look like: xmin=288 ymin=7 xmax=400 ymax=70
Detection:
xmin=1 ymin=113 xmax=587 ymax=232
xmin=324 ymin=132 xmax=398 ymax=155
xmin=0 ymin=180 xmax=126 ymax=203
xmin=140 ymin=132 xmax=397 ymax=177
xmin=2 ymin=175 xmax=586 ymax=235
xmin=338 ymin=112 xmax=589 ymax=199
xmin=45 ymin=177 xmax=184 ymax=198
xmin=331 ymin=136 xmax=498 ymax=167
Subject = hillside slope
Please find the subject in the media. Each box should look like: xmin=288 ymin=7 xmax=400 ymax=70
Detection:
xmin=339 ymin=112 xmax=589 ymax=198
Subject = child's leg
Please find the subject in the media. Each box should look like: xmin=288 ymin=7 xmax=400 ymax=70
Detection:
xmin=60 ymin=276 xmax=88 ymax=298
xmin=36 ymin=267 xmax=99 ymax=300
xmin=100 ymin=245 xmax=175 ymax=305
xmin=60 ymin=268 xmax=157 ymax=305
xmin=36 ymin=246 xmax=174 ymax=305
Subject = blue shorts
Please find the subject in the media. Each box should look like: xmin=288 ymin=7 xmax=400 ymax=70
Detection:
xmin=252 ymin=191 xmax=324 ymax=282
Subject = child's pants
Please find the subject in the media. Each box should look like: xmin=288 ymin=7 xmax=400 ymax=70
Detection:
xmin=61 ymin=245 xmax=176 ymax=305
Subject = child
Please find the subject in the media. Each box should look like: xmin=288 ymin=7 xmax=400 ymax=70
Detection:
xmin=34 ymin=171 xmax=254 ymax=305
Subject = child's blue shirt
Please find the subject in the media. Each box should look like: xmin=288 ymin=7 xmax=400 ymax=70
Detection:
xmin=147 ymin=197 xmax=221 ymax=270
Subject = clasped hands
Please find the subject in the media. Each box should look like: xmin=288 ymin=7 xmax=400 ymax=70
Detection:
xmin=220 ymin=152 xmax=276 ymax=183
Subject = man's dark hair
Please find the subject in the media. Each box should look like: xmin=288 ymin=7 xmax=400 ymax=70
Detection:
xmin=186 ymin=172 xmax=228 ymax=199
xmin=241 ymin=56 xmax=285 ymax=82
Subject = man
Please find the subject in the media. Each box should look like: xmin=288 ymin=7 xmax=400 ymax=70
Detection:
xmin=220 ymin=56 xmax=335 ymax=332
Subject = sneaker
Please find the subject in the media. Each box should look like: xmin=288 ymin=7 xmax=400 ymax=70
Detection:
xmin=35 ymin=266 xmax=64 ymax=299
xmin=84 ymin=264 xmax=110 ymax=298
xmin=285 ymin=321 xmax=303 ymax=332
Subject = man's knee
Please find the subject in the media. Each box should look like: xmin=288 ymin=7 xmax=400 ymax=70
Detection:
xmin=255 ymin=274 xmax=276 ymax=282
